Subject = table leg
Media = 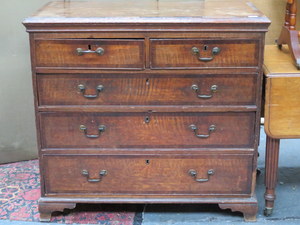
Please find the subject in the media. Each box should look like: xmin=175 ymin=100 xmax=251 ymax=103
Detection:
xmin=264 ymin=136 xmax=280 ymax=216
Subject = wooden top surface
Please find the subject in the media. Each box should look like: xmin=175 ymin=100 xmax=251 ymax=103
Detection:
xmin=264 ymin=45 xmax=300 ymax=76
xmin=23 ymin=0 xmax=270 ymax=24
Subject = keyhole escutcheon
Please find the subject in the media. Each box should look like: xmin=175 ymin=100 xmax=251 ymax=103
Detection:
xmin=145 ymin=116 xmax=150 ymax=124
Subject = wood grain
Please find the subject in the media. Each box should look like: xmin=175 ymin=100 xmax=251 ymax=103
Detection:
xmin=265 ymin=76 xmax=300 ymax=138
xmin=150 ymin=39 xmax=259 ymax=68
xmin=43 ymin=154 xmax=253 ymax=195
xmin=264 ymin=45 xmax=300 ymax=74
xmin=35 ymin=39 xmax=144 ymax=69
xmin=264 ymin=45 xmax=300 ymax=138
xmin=39 ymin=202 xmax=76 ymax=222
xmin=23 ymin=0 xmax=270 ymax=221
xmin=37 ymin=74 xmax=257 ymax=106
xmin=23 ymin=0 xmax=269 ymax=25
xmin=39 ymin=112 xmax=255 ymax=149
xmin=219 ymin=203 xmax=258 ymax=222
xmin=263 ymin=45 xmax=299 ymax=216
xmin=264 ymin=136 xmax=280 ymax=214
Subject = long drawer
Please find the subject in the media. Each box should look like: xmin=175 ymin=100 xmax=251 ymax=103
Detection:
xmin=43 ymin=154 xmax=253 ymax=195
xmin=40 ymin=112 xmax=255 ymax=149
xmin=34 ymin=39 xmax=144 ymax=69
xmin=150 ymin=39 xmax=259 ymax=69
xmin=37 ymin=74 xmax=257 ymax=106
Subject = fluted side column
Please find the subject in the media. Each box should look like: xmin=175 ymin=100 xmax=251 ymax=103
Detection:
xmin=264 ymin=136 xmax=280 ymax=216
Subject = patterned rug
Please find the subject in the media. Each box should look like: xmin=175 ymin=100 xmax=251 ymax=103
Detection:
xmin=0 ymin=160 xmax=142 ymax=224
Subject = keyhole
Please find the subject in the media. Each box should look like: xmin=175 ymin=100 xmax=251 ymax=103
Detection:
xmin=146 ymin=78 xmax=150 ymax=85
xmin=88 ymin=44 xmax=92 ymax=50
xmin=145 ymin=159 xmax=150 ymax=164
xmin=145 ymin=116 xmax=150 ymax=124
xmin=203 ymin=45 xmax=208 ymax=51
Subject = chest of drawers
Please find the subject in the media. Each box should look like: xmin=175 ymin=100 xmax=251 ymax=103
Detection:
xmin=23 ymin=0 xmax=270 ymax=222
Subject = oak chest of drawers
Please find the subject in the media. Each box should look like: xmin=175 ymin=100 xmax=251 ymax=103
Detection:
xmin=23 ymin=0 xmax=270 ymax=222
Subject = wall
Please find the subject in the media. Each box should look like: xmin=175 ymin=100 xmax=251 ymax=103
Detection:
xmin=0 ymin=0 xmax=292 ymax=163
xmin=0 ymin=0 xmax=49 ymax=163
xmin=251 ymin=0 xmax=286 ymax=45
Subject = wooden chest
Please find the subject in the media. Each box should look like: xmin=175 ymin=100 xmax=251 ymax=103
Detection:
xmin=23 ymin=0 xmax=270 ymax=222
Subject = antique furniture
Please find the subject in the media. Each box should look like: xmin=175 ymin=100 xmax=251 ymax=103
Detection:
xmin=264 ymin=45 xmax=300 ymax=216
xmin=277 ymin=0 xmax=300 ymax=69
xmin=23 ymin=0 xmax=270 ymax=222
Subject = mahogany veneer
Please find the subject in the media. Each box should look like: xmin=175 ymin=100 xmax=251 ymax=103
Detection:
xmin=43 ymin=154 xmax=253 ymax=195
xmin=150 ymin=39 xmax=259 ymax=68
xmin=37 ymin=74 xmax=257 ymax=106
xmin=35 ymin=39 xmax=144 ymax=69
xmin=40 ymin=112 xmax=255 ymax=149
xmin=23 ymin=0 xmax=270 ymax=222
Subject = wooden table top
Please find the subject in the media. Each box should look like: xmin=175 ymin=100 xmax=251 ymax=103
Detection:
xmin=264 ymin=45 xmax=300 ymax=76
xmin=23 ymin=0 xmax=270 ymax=24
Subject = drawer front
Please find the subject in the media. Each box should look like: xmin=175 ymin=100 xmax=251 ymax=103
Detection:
xmin=37 ymin=74 xmax=257 ymax=106
xmin=150 ymin=39 xmax=259 ymax=69
xmin=35 ymin=39 xmax=144 ymax=69
xmin=40 ymin=112 xmax=255 ymax=149
xmin=43 ymin=154 xmax=253 ymax=195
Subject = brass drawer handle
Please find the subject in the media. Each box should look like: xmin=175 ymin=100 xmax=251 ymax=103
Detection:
xmin=189 ymin=124 xmax=216 ymax=138
xmin=79 ymin=124 xmax=106 ymax=138
xmin=78 ymin=84 xmax=104 ymax=99
xmin=191 ymin=46 xmax=221 ymax=62
xmin=191 ymin=84 xmax=218 ymax=99
xmin=82 ymin=169 xmax=107 ymax=183
xmin=76 ymin=47 xmax=105 ymax=56
xmin=188 ymin=169 xmax=214 ymax=183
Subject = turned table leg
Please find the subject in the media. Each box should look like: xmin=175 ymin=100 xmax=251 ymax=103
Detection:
xmin=264 ymin=136 xmax=280 ymax=216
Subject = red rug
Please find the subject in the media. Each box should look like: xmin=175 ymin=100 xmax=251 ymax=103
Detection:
xmin=0 ymin=160 xmax=142 ymax=224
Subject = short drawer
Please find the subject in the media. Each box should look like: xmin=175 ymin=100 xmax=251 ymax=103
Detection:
xmin=40 ymin=112 xmax=255 ymax=149
xmin=37 ymin=74 xmax=257 ymax=106
xmin=150 ymin=39 xmax=259 ymax=69
xmin=43 ymin=154 xmax=253 ymax=195
xmin=34 ymin=39 xmax=144 ymax=69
